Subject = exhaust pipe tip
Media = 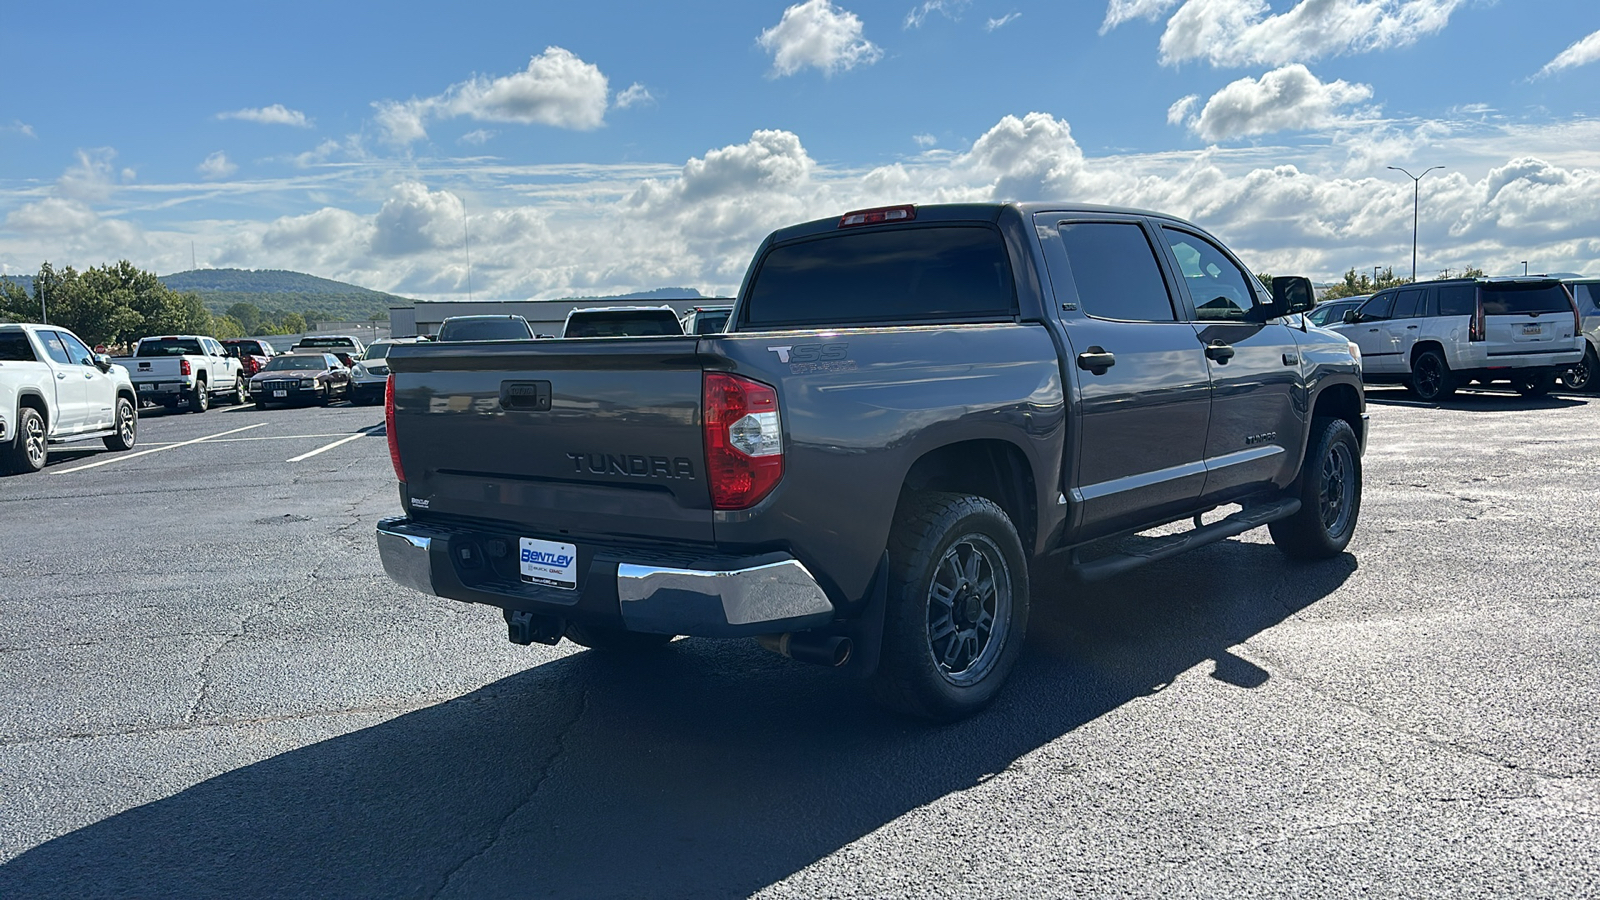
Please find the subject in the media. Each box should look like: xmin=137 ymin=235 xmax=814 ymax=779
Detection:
xmin=756 ymin=632 xmax=852 ymax=667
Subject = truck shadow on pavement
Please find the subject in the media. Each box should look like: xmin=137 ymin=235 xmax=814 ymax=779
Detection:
xmin=1364 ymin=386 xmax=1588 ymax=411
xmin=0 ymin=541 xmax=1355 ymax=899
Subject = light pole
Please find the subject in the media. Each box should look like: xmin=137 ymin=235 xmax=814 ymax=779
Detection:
xmin=1522 ymin=261 xmax=1529 ymax=276
xmin=1373 ymin=265 xmax=1381 ymax=287
xmin=1388 ymin=165 xmax=1443 ymax=282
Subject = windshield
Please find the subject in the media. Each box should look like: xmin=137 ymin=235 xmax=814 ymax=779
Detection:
xmin=687 ymin=309 xmax=732 ymax=334
xmin=1481 ymin=283 xmax=1573 ymax=315
xmin=1306 ymin=302 xmax=1354 ymax=327
xmin=438 ymin=319 xmax=533 ymax=341
xmin=137 ymin=338 xmax=204 ymax=357
xmin=297 ymin=337 xmax=354 ymax=348
xmin=363 ymin=343 xmax=394 ymax=360
xmin=262 ymin=356 xmax=326 ymax=371
xmin=563 ymin=311 xmax=683 ymax=338
xmin=744 ymin=226 xmax=1016 ymax=329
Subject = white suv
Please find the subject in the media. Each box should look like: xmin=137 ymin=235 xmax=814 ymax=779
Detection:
xmin=1328 ymin=277 xmax=1583 ymax=401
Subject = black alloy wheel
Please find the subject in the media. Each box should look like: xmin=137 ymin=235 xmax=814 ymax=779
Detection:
xmin=1561 ymin=347 xmax=1598 ymax=392
xmin=1409 ymin=349 xmax=1455 ymax=402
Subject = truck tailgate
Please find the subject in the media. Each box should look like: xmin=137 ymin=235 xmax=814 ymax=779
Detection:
xmin=388 ymin=338 xmax=713 ymax=543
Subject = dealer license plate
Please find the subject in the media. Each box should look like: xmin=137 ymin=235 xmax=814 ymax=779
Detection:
xmin=519 ymin=537 xmax=578 ymax=589
xmin=273 ymin=390 xmax=287 ymax=397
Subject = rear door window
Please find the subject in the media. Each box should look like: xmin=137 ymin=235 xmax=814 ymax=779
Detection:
xmin=0 ymin=332 xmax=37 ymax=361
xmin=1481 ymin=283 xmax=1572 ymax=315
xmin=1434 ymin=284 xmax=1475 ymax=317
xmin=743 ymin=226 xmax=1017 ymax=329
xmin=1056 ymin=222 xmax=1175 ymax=322
xmin=1391 ymin=289 xmax=1424 ymax=319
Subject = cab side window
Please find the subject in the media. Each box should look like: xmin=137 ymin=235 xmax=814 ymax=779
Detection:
xmin=1056 ymin=222 xmax=1177 ymax=322
xmin=39 ymin=332 xmax=74 ymax=365
xmin=1435 ymin=285 xmax=1476 ymax=317
xmin=56 ymin=331 xmax=96 ymax=365
xmin=1160 ymin=228 xmax=1259 ymax=321
xmin=1358 ymin=293 xmax=1395 ymax=321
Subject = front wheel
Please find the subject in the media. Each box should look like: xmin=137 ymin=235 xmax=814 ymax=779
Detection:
xmin=867 ymin=492 xmax=1029 ymax=722
xmin=103 ymin=397 xmax=137 ymax=451
xmin=1561 ymin=347 xmax=1599 ymax=392
xmin=1269 ymin=417 xmax=1362 ymax=560
xmin=563 ymin=623 xmax=675 ymax=652
xmin=1514 ymin=368 xmax=1555 ymax=397
xmin=1408 ymin=348 xmax=1455 ymax=402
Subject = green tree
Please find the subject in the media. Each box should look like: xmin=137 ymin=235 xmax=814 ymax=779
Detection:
xmin=226 ymin=302 xmax=263 ymax=334
xmin=1322 ymin=266 xmax=1407 ymax=301
xmin=211 ymin=315 xmax=246 ymax=339
xmin=278 ymin=311 xmax=306 ymax=334
xmin=2 ymin=260 xmax=220 ymax=344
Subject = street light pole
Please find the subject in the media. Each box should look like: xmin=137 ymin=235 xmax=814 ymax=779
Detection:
xmin=1387 ymin=165 xmax=1444 ymax=282
xmin=1522 ymin=261 xmax=1529 ymax=276
xmin=1373 ymin=265 xmax=1381 ymax=287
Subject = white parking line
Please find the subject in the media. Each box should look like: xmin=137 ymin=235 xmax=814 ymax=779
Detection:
xmin=205 ymin=433 xmax=375 ymax=443
xmin=52 ymin=423 xmax=269 ymax=474
xmin=286 ymin=424 xmax=386 ymax=463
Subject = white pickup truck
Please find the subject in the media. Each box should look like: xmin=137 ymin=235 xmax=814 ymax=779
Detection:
xmin=128 ymin=335 xmax=247 ymax=412
xmin=0 ymin=323 xmax=138 ymax=475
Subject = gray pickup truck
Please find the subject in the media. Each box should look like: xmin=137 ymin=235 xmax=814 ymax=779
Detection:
xmin=377 ymin=202 xmax=1368 ymax=720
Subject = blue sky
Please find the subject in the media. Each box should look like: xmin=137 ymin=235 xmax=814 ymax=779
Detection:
xmin=3 ymin=0 xmax=1598 ymax=299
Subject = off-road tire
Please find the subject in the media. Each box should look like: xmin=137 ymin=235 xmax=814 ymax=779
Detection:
xmin=1561 ymin=347 xmax=1599 ymax=392
xmin=866 ymin=492 xmax=1029 ymax=722
xmin=1408 ymin=348 xmax=1456 ymax=402
xmin=1269 ymin=417 xmax=1362 ymax=560
xmin=3 ymin=406 xmax=47 ymax=475
xmin=1514 ymin=368 xmax=1555 ymax=397
xmin=563 ymin=622 xmax=675 ymax=652
xmin=103 ymin=397 xmax=137 ymax=451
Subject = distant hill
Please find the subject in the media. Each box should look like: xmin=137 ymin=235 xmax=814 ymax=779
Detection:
xmin=557 ymin=287 xmax=705 ymax=302
xmin=158 ymin=268 xmax=417 ymax=323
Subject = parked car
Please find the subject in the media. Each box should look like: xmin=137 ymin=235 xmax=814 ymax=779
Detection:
xmin=129 ymin=335 xmax=248 ymax=412
xmin=679 ymin=305 xmax=734 ymax=335
xmin=291 ymin=335 xmax=365 ymax=367
xmin=1305 ymin=296 xmax=1367 ymax=328
xmin=377 ymin=201 xmax=1364 ymax=721
xmin=561 ymin=306 xmax=685 ymax=338
xmin=1 ymin=323 xmax=138 ymax=474
xmin=221 ymin=338 xmax=279 ymax=383
xmin=1560 ymin=278 xmax=1600 ymax=391
xmin=436 ymin=315 xmax=536 ymax=342
xmin=250 ymin=353 xmax=352 ymax=408
xmin=1325 ymin=277 xmax=1583 ymax=400
xmin=349 ymin=338 xmax=424 ymax=405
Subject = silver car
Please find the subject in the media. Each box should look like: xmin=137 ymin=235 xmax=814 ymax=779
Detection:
xmin=349 ymin=338 xmax=424 ymax=405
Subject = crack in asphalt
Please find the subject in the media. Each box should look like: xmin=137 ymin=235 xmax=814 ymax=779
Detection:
xmin=181 ymin=575 xmax=320 ymax=726
xmin=429 ymin=689 xmax=591 ymax=899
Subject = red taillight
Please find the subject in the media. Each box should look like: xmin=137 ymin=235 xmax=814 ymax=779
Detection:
xmin=838 ymin=204 xmax=916 ymax=228
xmin=1568 ymin=285 xmax=1581 ymax=336
xmin=179 ymin=358 xmax=191 ymax=376
xmin=1469 ymin=298 xmax=1486 ymax=342
xmin=704 ymin=373 xmax=783 ymax=510
xmin=385 ymin=374 xmax=404 ymax=484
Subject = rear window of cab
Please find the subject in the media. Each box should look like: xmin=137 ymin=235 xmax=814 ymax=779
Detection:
xmin=742 ymin=226 xmax=1017 ymax=329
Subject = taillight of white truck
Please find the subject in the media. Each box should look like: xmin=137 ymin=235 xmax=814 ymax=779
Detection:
xmin=704 ymin=372 xmax=783 ymax=509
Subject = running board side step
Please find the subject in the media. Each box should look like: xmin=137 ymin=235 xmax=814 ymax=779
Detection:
xmin=1069 ymin=498 xmax=1301 ymax=583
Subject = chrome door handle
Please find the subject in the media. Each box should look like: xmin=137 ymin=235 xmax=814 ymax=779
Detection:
xmin=1076 ymin=347 xmax=1116 ymax=375
xmin=1204 ymin=342 xmax=1235 ymax=363
xmin=1406 ymin=325 xmax=1418 ymax=329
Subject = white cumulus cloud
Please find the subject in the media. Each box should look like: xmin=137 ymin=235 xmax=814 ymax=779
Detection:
xmin=986 ymin=12 xmax=1021 ymax=31
xmin=1181 ymin=65 xmax=1374 ymax=141
xmin=1535 ymin=29 xmax=1600 ymax=79
xmin=614 ymin=83 xmax=654 ymax=109
xmin=198 ymin=151 xmax=238 ymax=179
xmin=374 ymin=47 xmax=611 ymax=145
xmin=759 ymin=0 xmax=882 ymax=77
xmin=1147 ymin=0 xmax=1466 ymax=68
xmin=218 ymin=104 xmax=313 ymax=127
xmin=1101 ymin=0 xmax=1180 ymax=33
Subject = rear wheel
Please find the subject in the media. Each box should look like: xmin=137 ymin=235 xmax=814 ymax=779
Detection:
xmin=1561 ymin=347 xmax=1599 ymax=392
xmin=867 ymin=492 xmax=1029 ymax=722
xmin=227 ymin=376 xmax=246 ymax=405
xmin=3 ymin=407 xmax=47 ymax=475
xmin=1269 ymin=417 xmax=1362 ymax=560
xmin=103 ymin=397 xmax=137 ymax=451
xmin=189 ymin=380 xmax=210 ymax=413
xmin=563 ymin=622 xmax=674 ymax=652
xmin=1408 ymin=348 xmax=1456 ymax=402
xmin=1514 ymin=368 xmax=1555 ymax=397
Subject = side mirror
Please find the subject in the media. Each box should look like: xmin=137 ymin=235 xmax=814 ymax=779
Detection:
xmin=93 ymin=354 xmax=113 ymax=371
xmin=1342 ymin=309 xmax=1361 ymax=324
xmin=1271 ymin=276 xmax=1315 ymax=315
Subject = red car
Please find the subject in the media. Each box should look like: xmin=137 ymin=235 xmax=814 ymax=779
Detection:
xmin=221 ymin=338 xmax=279 ymax=380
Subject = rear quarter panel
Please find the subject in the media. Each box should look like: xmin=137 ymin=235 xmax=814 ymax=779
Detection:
xmin=707 ymin=323 xmax=1066 ymax=603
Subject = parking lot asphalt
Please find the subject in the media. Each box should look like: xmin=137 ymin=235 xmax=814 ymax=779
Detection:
xmin=1 ymin=387 xmax=1596 ymax=898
